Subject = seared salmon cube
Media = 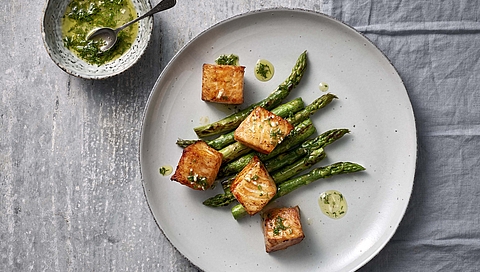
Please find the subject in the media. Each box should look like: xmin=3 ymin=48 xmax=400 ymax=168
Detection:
xmin=201 ymin=64 xmax=245 ymax=104
xmin=262 ymin=206 xmax=305 ymax=253
xmin=230 ymin=156 xmax=276 ymax=215
xmin=171 ymin=141 xmax=222 ymax=190
xmin=234 ymin=106 xmax=293 ymax=154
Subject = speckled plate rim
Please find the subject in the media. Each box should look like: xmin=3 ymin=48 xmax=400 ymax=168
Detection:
xmin=41 ymin=0 xmax=154 ymax=80
xmin=139 ymin=7 xmax=417 ymax=272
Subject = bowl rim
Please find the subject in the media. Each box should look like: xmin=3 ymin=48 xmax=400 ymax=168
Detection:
xmin=41 ymin=0 xmax=154 ymax=80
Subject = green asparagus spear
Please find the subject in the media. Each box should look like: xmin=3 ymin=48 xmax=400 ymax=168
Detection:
xmin=204 ymin=148 xmax=327 ymax=208
xmin=231 ymin=162 xmax=366 ymax=219
xmin=174 ymin=139 xmax=197 ymax=148
xmin=286 ymin=93 xmax=337 ymax=126
xmin=203 ymin=129 xmax=349 ymax=207
xmin=208 ymin=98 xmax=304 ymax=149
xmin=276 ymin=162 xmax=366 ymax=198
xmin=202 ymin=177 xmax=236 ymax=207
xmin=219 ymin=142 xmax=251 ymax=164
xmin=257 ymin=118 xmax=316 ymax=161
xmin=177 ymin=98 xmax=305 ymax=149
xmin=207 ymin=129 xmax=349 ymax=208
xmin=219 ymin=118 xmax=315 ymax=163
xmin=218 ymin=128 xmax=349 ymax=178
xmin=181 ymin=93 xmax=336 ymax=148
xmin=264 ymin=148 xmax=312 ymax=175
xmin=179 ymin=93 xmax=335 ymax=149
xmin=217 ymin=153 xmax=256 ymax=178
xmin=270 ymin=148 xmax=326 ymax=184
xmin=263 ymin=129 xmax=349 ymax=174
xmin=205 ymin=129 xmax=350 ymax=208
xmin=193 ymin=51 xmax=308 ymax=138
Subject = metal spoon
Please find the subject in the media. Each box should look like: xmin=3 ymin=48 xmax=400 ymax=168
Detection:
xmin=87 ymin=0 xmax=176 ymax=52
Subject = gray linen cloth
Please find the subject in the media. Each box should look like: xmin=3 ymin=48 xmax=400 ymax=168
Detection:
xmin=323 ymin=0 xmax=480 ymax=271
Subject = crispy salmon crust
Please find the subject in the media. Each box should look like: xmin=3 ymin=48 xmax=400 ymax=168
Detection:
xmin=201 ymin=64 xmax=245 ymax=104
xmin=262 ymin=206 xmax=305 ymax=253
xmin=230 ymin=156 xmax=277 ymax=215
xmin=171 ymin=141 xmax=223 ymax=190
xmin=234 ymin=106 xmax=293 ymax=154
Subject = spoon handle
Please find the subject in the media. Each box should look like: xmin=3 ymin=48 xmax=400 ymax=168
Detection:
xmin=115 ymin=0 xmax=176 ymax=33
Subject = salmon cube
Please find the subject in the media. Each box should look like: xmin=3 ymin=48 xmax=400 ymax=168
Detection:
xmin=262 ymin=206 xmax=305 ymax=253
xmin=234 ymin=106 xmax=293 ymax=154
xmin=230 ymin=156 xmax=276 ymax=215
xmin=171 ymin=141 xmax=222 ymax=190
xmin=201 ymin=64 xmax=245 ymax=104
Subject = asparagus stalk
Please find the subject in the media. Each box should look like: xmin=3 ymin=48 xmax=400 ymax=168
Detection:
xmin=202 ymin=177 xmax=236 ymax=207
xmin=217 ymin=94 xmax=337 ymax=170
xmin=264 ymin=149 xmax=312 ymax=176
xmin=204 ymin=147 xmax=327 ymax=207
xmin=276 ymin=162 xmax=366 ymax=198
xmin=205 ymin=129 xmax=350 ymax=207
xmin=257 ymin=118 xmax=315 ymax=161
xmin=264 ymin=129 xmax=348 ymax=174
xmin=217 ymin=153 xmax=256 ymax=178
xmin=179 ymin=92 xmax=335 ymax=151
xmin=260 ymin=94 xmax=337 ymax=161
xmin=203 ymin=148 xmax=325 ymax=207
xmin=176 ymin=98 xmax=305 ymax=149
xmin=231 ymin=162 xmax=366 ymax=219
xmin=204 ymin=149 xmax=327 ymax=208
xmin=215 ymin=93 xmax=335 ymax=162
xmin=270 ymin=147 xmax=326 ymax=184
xmin=218 ymin=128 xmax=349 ymax=178
xmin=219 ymin=142 xmax=251 ymax=164
xmin=285 ymin=93 xmax=337 ymax=126
xmin=193 ymin=51 xmax=308 ymax=138
xmin=219 ymin=118 xmax=315 ymax=163
xmin=208 ymin=98 xmax=304 ymax=150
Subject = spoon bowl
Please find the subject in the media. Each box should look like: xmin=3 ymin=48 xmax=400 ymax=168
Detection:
xmin=87 ymin=28 xmax=118 ymax=52
xmin=87 ymin=0 xmax=176 ymax=52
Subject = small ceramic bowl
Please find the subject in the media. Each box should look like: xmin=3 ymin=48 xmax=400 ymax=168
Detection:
xmin=42 ymin=0 xmax=153 ymax=79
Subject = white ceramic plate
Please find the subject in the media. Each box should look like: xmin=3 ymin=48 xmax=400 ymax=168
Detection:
xmin=140 ymin=8 xmax=416 ymax=272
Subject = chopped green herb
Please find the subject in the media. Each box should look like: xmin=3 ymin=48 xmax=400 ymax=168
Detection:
xmin=256 ymin=62 xmax=272 ymax=79
xmin=270 ymin=128 xmax=284 ymax=139
xmin=215 ymin=54 xmax=239 ymax=65
xmin=187 ymin=169 xmax=209 ymax=189
xmin=273 ymin=216 xmax=289 ymax=235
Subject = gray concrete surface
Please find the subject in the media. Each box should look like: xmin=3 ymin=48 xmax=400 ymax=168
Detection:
xmin=0 ymin=1 xmax=324 ymax=271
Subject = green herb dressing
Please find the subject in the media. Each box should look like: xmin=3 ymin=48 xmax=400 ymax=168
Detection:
xmin=159 ymin=165 xmax=173 ymax=176
xmin=61 ymin=0 xmax=138 ymax=65
xmin=318 ymin=190 xmax=347 ymax=219
xmin=254 ymin=59 xmax=275 ymax=81
xmin=215 ymin=54 xmax=239 ymax=65
xmin=319 ymin=82 xmax=329 ymax=92
xmin=273 ymin=216 xmax=290 ymax=235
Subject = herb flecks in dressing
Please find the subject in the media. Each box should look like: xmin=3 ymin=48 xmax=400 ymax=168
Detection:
xmin=255 ymin=59 xmax=274 ymax=81
xmin=159 ymin=165 xmax=173 ymax=176
xmin=62 ymin=0 xmax=138 ymax=65
xmin=318 ymin=190 xmax=347 ymax=219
